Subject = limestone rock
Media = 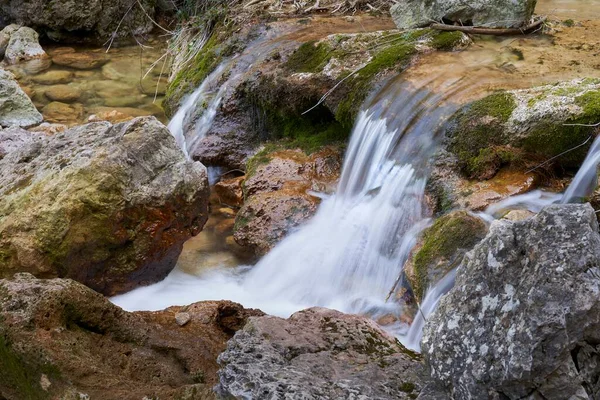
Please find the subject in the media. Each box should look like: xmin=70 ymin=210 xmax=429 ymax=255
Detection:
xmin=0 ymin=117 xmax=210 ymax=296
xmin=217 ymin=307 xmax=425 ymax=399
xmin=214 ymin=176 xmax=244 ymax=207
xmin=0 ymin=273 xmax=260 ymax=400
xmin=0 ymin=126 xmax=43 ymax=159
xmin=446 ymin=78 xmax=600 ymax=180
xmin=391 ymin=0 xmax=538 ymax=29
xmin=422 ymin=204 xmax=600 ymax=399
xmin=233 ymin=148 xmax=342 ymax=255
xmin=0 ymin=67 xmax=43 ymax=127
xmin=0 ymin=0 xmax=157 ymax=44
xmin=4 ymin=26 xmax=47 ymax=64
xmin=0 ymin=24 xmax=19 ymax=58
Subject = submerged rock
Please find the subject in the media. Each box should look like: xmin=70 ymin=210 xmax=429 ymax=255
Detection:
xmin=0 ymin=0 xmax=156 ymax=44
xmin=214 ymin=176 xmax=244 ymax=208
xmin=446 ymin=78 xmax=600 ymax=180
xmin=391 ymin=0 xmax=538 ymax=29
xmin=0 ymin=117 xmax=209 ymax=296
xmin=3 ymin=26 xmax=47 ymax=64
xmin=0 ymin=273 xmax=261 ymax=400
xmin=422 ymin=204 xmax=600 ymax=399
xmin=217 ymin=307 xmax=425 ymax=399
xmin=52 ymin=51 xmax=109 ymax=70
xmin=0 ymin=67 xmax=43 ymax=127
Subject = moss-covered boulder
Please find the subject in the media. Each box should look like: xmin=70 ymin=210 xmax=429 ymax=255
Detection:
xmin=165 ymin=15 xmax=470 ymax=170
xmin=0 ymin=273 xmax=262 ymax=400
xmin=0 ymin=117 xmax=209 ymax=296
xmin=447 ymin=78 xmax=600 ymax=180
xmin=404 ymin=211 xmax=488 ymax=302
xmin=234 ymin=147 xmax=342 ymax=255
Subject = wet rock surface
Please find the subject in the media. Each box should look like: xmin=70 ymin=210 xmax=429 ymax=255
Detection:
xmin=0 ymin=67 xmax=42 ymax=127
xmin=0 ymin=116 xmax=209 ymax=296
xmin=0 ymin=273 xmax=261 ymax=400
xmin=217 ymin=307 xmax=426 ymax=399
xmin=3 ymin=25 xmax=47 ymax=64
xmin=446 ymin=78 xmax=600 ymax=180
xmin=0 ymin=0 xmax=156 ymax=44
xmin=391 ymin=0 xmax=538 ymax=29
xmin=422 ymin=204 xmax=600 ymax=399
xmin=234 ymin=147 xmax=342 ymax=255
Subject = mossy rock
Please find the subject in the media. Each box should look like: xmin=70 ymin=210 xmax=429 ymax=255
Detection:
xmin=405 ymin=211 xmax=488 ymax=302
xmin=447 ymin=79 xmax=600 ymax=180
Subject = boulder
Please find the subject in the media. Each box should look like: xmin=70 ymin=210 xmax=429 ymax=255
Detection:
xmin=0 ymin=67 xmax=43 ymax=127
xmin=446 ymin=78 xmax=600 ymax=180
xmin=0 ymin=0 xmax=156 ymax=44
xmin=0 ymin=117 xmax=210 ymax=296
xmin=0 ymin=273 xmax=261 ymax=400
xmin=4 ymin=26 xmax=47 ymax=64
xmin=391 ymin=0 xmax=538 ymax=29
xmin=216 ymin=307 xmax=426 ymax=399
xmin=234 ymin=147 xmax=342 ymax=255
xmin=403 ymin=211 xmax=488 ymax=302
xmin=422 ymin=204 xmax=600 ymax=399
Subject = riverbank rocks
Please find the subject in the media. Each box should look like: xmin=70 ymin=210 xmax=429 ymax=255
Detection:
xmin=3 ymin=25 xmax=47 ymax=64
xmin=447 ymin=78 xmax=600 ymax=180
xmin=0 ymin=273 xmax=261 ymax=400
xmin=233 ymin=147 xmax=342 ymax=255
xmin=403 ymin=211 xmax=488 ymax=302
xmin=216 ymin=307 xmax=426 ymax=399
xmin=0 ymin=0 xmax=156 ymax=44
xmin=166 ymin=17 xmax=469 ymax=170
xmin=422 ymin=204 xmax=600 ymax=399
xmin=0 ymin=67 xmax=42 ymax=127
xmin=391 ymin=0 xmax=538 ymax=29
xmin=0 ymin=116 xmax=210 ymax=296
xmin=52 ymin=51 xmax=110 ymax=70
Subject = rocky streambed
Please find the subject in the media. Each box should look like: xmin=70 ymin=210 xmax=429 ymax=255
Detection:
xmin=2 ymin=0 xmax=600 ymax=399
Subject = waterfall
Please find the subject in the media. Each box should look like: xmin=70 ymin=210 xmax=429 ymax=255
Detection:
xmin=112 ymin=77 xmax=468 ymax=336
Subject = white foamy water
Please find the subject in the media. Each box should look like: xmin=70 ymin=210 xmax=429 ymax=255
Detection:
xmin=113 ymin=80 xmax=466 ymax=332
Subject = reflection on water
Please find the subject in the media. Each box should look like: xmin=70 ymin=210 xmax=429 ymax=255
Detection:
xmin=7 ymin=37 xmax=168 ymax=126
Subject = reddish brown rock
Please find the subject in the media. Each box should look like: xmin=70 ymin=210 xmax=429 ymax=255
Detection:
xmin=52 ymin=51 xmax=109 ymax=70
xmin=0 ymin=273 xmax=262 ymax=400
xmin=233 ymin=147 xmax=342 ymax=255
xmin=214 ymin=176 xmax=244 ymax=207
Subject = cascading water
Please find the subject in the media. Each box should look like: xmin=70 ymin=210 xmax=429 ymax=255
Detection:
xmin=112 ymin=77 xmax=469 ymax=334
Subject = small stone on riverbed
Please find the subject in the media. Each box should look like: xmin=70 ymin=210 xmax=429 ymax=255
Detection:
xmin=175 ymin=312 xmax=192 ymax=326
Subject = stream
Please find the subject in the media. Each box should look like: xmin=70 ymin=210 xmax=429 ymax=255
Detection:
xmin=113 ymin=0 xmax=600 ymax=350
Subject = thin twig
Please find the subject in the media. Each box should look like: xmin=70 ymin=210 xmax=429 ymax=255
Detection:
xmin=526 ymin=134 xmax=593 ymax=173
xmin=135 ymin=0 xmax=174 ymax=34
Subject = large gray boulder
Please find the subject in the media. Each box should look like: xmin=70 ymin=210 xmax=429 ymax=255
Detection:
xmin=217 ymin=307 xmax=426 ymax=399
xmin=422 ymin=204 xmax=600 ymax=399
xmin=0 ymin=67 xmax=42 ymax=127
xmin=0 ymin=0 xmax=156 ymax=44
xmin=391 ymin=0 xmax=538 ymax=29
xmin=0 ymin=117 xmax=210 ymax=296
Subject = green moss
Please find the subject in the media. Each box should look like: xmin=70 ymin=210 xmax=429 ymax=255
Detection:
xmin=448 ymin=91 xmax=518 ymax=179
xmin=399 ymin=382 xmax=416 ymax=393
xmin=429 ymin=31 xmax=465 ymax=51
xmin=411 ymin=212 xmax=487 ymax=301
xmin=285 ymin=41 xmax=333 ymax=73
xmin=0 ymin=332 xmax=61 ymax=400
xmin=564 ymin=19 xmax=575 ymax=27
